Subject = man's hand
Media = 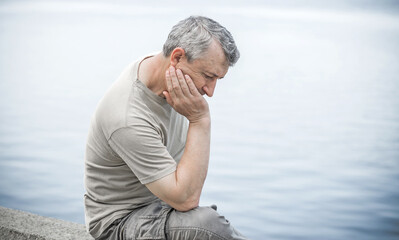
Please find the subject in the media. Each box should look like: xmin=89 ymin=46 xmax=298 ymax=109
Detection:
xmin=163 ymin=66 xmax=210 ymax=123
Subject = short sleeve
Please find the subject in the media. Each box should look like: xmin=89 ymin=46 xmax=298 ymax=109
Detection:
xmin=109 ymin=125 xmax=177 ymax=185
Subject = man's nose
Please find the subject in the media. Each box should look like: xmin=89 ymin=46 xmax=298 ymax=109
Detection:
xmin=204 ymin=79 xmax=217 ymax=97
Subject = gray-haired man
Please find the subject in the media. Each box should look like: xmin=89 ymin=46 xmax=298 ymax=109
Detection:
xmin=84 ymin=16 xmax=247 ymax=239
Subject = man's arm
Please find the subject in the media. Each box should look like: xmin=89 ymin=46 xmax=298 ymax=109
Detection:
xmin=146 ymin=66 xmax=210 ymax=211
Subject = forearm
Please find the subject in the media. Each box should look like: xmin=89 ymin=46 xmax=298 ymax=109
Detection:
xmin=175 ymin=117 xmax=211 ymax=208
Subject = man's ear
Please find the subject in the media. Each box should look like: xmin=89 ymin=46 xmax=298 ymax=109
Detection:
xmin=170 ymin=48 xmax=186 ymax=67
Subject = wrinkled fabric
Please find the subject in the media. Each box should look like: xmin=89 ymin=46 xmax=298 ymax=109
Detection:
xmin=97 ymin=200 xmax=248 ymax=240
xmin=166 ymin=206 xmax=247 ymax=240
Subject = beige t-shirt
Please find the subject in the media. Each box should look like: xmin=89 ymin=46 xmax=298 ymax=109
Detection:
xmin=84 ymin=55 xmax=188 ymax=238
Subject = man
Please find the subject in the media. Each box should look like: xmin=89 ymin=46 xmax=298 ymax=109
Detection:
xmin=84 ymin=16 xmax=247 ymax=239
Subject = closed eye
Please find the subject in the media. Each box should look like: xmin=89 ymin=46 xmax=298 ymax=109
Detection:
xmin=203 ymin=71 xmax=223 ymax=80
xmin=203 ymin=73 xmax=214 ymax=80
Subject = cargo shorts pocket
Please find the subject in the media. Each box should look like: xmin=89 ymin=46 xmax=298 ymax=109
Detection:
xmin=134 ymin=206 xmax=171 ymax=240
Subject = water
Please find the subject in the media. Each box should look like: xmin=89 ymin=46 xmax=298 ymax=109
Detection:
xmin=1 ymin=1 xmax=399 ymax=239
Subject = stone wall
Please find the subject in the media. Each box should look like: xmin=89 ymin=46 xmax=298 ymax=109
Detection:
xmin=0 ymin=206 xmax=93 ymax=240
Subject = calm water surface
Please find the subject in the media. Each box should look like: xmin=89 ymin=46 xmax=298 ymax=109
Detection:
xmin=1 ymin=1 xmax=399 ymax=239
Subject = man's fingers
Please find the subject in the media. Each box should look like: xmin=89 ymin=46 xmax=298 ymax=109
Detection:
xmin=164 ymin=67 xmax=209 ymax=122
xmin=165 ymin=68 xmax=177 ymax=99
xmin=185 ymin=74 xmax=201 ymax=96
xmin=176 ymin=69 xmax=190 ymax=96
xmin=169 ymin=67 xmax=183 ymax=97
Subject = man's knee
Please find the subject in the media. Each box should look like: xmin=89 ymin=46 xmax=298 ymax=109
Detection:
xmin=167 ymin=206 xmax=230 ymax=234
xmin=193 ymin=206 xmax=226 ymax=229
xmin=166 ymin=206 xmax=247 ymax=240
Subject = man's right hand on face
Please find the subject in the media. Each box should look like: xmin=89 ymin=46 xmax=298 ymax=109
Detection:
xmin=163 ymin=66 xmax=210 ymax=124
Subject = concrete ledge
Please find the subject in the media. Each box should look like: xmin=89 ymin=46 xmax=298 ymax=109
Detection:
xmin=0 ymin=206 xmax=93 ymax=240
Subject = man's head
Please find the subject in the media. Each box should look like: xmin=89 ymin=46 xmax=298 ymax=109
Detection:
xmin=163 ymin=16 xmax=240 ymax=67
xmin=163 ymin=16 xmax=240 ymax=97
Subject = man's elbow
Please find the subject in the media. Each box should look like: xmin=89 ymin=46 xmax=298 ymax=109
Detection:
xmin=173 ymin=197 xmax=199 ymax=212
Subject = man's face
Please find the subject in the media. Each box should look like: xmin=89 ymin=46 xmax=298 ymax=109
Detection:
xmin=176 ymin=41 xmax=229 ymax=97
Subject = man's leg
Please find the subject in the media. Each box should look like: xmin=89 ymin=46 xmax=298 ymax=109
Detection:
xmin=98 ymin=201 xmax=247 ymax=240
xmin=166 ymin=205 xmax=248 ymax=240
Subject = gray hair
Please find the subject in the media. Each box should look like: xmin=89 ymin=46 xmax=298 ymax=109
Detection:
xmin=163 ymin=16 xmax=240 ymax=66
